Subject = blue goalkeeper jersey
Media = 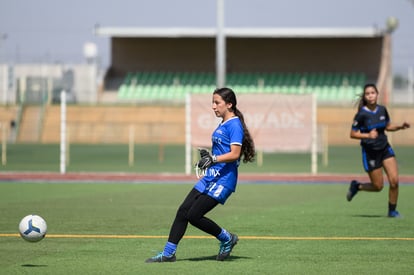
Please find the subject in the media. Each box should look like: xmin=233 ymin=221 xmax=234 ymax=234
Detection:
xmin=194 ymin=116 xmax=244 ymax=202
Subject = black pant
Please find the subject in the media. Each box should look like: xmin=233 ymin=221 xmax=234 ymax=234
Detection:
xmin=168 ymin=188 xmax=221 ymax=244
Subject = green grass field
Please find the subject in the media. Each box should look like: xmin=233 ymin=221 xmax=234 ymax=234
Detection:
xmin=1 ymin=182 xmax=413 ymax=274
xmin=1 ymin=144 xmax=414 ymax=175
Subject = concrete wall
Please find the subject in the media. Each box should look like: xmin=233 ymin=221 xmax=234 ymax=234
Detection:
xmin=3 ymin=105 xmax=412 ymax=146
xmin=318 ymin=106 xmax=414 ymax=146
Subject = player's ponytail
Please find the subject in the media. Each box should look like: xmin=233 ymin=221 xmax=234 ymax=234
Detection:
xmin=233 ymin=106 xmax=255 ymax=163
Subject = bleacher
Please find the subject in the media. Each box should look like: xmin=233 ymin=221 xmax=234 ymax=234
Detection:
xmin=117 ymin=72 xmax=366 ymax=103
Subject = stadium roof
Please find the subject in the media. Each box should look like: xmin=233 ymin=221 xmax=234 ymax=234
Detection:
xmin=94 ymin=27 xmax=384 ymax=38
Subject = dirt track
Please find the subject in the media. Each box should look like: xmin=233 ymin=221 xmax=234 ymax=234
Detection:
xmin=1 ymin=172 xmax=413 ymax=184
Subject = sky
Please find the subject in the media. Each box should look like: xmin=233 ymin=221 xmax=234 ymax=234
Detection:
xmin=0 ymin=0 xmax=413 ymax=76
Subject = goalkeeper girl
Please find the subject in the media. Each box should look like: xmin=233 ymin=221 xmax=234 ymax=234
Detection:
xmin=346 ymin=83 xmax=410 ymax=217
xmin=146 ymin=87 xmax=255 ymax=263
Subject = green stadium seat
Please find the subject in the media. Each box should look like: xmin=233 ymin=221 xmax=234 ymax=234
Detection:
xmin=117 ymin=71 xmax=368 ymax=104
xmin=263 ymin=85 xmax=274 ymax=93
xmin=117 ymin=84 xmax=128 ymax=99
xmin=176 ymin=87 xmax=188 ymax=100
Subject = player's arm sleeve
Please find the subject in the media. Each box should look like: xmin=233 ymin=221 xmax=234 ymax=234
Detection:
xmin=351 ymin=113 xmax=362 ymax=131
xmin=384 ymin=107 xmax=390 ymax=124
xmin=229 ymin=122 xmax=244 ymax=146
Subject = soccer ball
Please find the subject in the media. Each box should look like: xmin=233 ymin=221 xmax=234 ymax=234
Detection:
xmin=18 ymin=214 xmax=47 ymax=242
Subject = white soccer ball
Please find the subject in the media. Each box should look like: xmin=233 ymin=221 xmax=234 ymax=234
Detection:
xmin=18 ymin=214 xmax=47 ymax=242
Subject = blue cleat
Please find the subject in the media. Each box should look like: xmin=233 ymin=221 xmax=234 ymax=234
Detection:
xmin=346 ymin=180 xmax=359 ymax=202
xmin=217 ymin=233 xmax=238 ymax=261
xmin=388 ymin=210 xmax=401 ymax=218
xmin=145 ymin=252 xmax=176 ymax=263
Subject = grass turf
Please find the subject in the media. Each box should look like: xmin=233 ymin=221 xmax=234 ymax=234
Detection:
xmin=1 ymin=144 xmax=414 ymax=175
xmin=0 ymin=182 xmax=413 ymax=274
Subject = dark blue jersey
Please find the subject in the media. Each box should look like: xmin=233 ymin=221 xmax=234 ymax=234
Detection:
xmin=351 ymin=105 xmax=390 ymax=150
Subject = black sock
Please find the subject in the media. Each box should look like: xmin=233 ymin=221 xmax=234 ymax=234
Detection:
xmin=388 ymin=202 xmax=397 ymax=212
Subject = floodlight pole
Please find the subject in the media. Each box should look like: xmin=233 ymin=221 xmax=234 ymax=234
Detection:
xmin=216 ymin=0 xmax=225 ymax=88
xmin=383 ymin=17 xmax=399 ymax=105
xmin=409 ymin=67 xmax=414 ymax=104
xmin=60 ymin=90 xmax=66 ymax=174
xmin=0 ymin=34 xmax=8 ymax=104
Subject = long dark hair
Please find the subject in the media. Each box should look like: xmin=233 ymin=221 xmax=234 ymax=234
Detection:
xmin=213 ymin=87 xmax=255 ymax=163
xmin=357 ymin=83 xmax=379 ymax=109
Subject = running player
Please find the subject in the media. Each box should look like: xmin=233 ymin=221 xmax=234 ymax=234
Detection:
xmin=145 ymin=87 xmax=255 ymax=263
xmin=346 ymin=83 xmax=410 ymax=217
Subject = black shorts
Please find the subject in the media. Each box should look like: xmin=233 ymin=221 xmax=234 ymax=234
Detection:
xmin=361 ymin=144 xmax=395 ymax=172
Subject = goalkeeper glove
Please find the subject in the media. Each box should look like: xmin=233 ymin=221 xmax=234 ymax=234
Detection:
xmin=199 ymin=148 xmax=210 ymax=158
xmin=197 ymin=149 xmax=217 ymax=169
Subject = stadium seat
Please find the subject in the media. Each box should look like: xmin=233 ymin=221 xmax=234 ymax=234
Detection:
xmin=116 ymin=71 xmax=367 ymax=103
